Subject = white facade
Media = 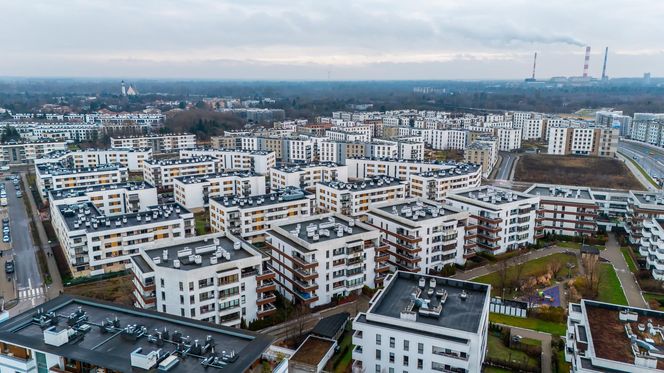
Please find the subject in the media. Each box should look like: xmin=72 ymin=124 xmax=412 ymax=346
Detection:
xmin=173 ymin=172 xmax=266 ymax=211
xmin=142 ymin=156 xmax=219 ymax=189
xmin=36 ymin=148 xmax=152 ymax=172
xmin=423 ymin=129 xmax=468 ymax=150
xmin=35 ymin=163 xmax=128 ymax=199
xmin=48 ymin=182 xmax=158 ymax=216
xmin=522 ymin=119 xmax=544 ymax=140
xmin=345 ymin=158 xmax=468 ymax=180
xmin=315 ymin=176 xmax=407 ymax=217
xmin=525 ymin=184 xmax=599 ymax=237
xmin=266 ymin=214 xmax=383 ymax=308
xmin=179 ymin=148 xmax=276 ymax=175
xmin=269 ymin=163 xmax=348 ymax=190
xmin=110 ymin=133 xmax=196 ymax=152
xmin=496 ymin=128 xmax=522 ymax=151
xmin=409 ymin=165 xmax=483 ymax=202
xmin=0 ymin=140 xmax=67 ymax=164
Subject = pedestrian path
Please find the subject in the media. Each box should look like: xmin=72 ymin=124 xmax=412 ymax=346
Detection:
xmin=18 ymin=286 xmax=44 ymax=300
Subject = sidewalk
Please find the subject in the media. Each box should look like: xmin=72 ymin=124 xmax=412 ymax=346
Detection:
xmin=600 ymin=233 xmax=648 ymax=308
xmin=617 ymin=152 xmax=657 ymax=190
xmin=505 ymin=324 xmax=553 ymax=373
xmin=21 ymin=173 xmax=63 ymax=300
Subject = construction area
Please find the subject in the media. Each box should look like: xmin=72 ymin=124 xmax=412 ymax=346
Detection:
xmin=514 ymin=154 xmax=644 ymax=190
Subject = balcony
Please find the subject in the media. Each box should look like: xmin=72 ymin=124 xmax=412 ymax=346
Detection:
xmin=290 ymin=254 xmax=318 ymax=270
xmin=257 ymin=303 xmax=277 ymax=318
xmin=256 ymin=292 xmax=277 ymax=306
xmin=375 ymin=263 xmax=390 ymax=272
xmin=256 ymin=270 xmax=276 ymax=282
xmin=375 ymin=252 xmax=390 ymax=262
xmin=352 ymin=345 xmax=364 ymax=361
xmin=293 ymin=278 xmax=318 ymax=292
xmin=352 ymin=360 xmax=365 ymax=373
xmin=257 ymin=280 xmax=277 ymax=293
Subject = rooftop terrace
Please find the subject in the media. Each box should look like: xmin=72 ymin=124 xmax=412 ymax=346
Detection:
xmin=58 ymin=202 xmax=190 ymax=232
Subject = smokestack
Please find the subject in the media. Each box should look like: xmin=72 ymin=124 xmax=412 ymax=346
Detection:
xmin=531 ymin=52 xmax=537 ymax=80
xmin=583 ymin=46 xmax=591 ymax=78
xmin=601 ymin=47 xmax=608 ymax=80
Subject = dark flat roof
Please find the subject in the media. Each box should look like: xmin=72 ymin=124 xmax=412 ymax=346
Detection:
xmin=0 ymin=295 xmax=273 ymax=373
xmin=311 ymin=312 xmax=349 ymax=340
xmin=370 ymin=271 xmax=489 ymax=334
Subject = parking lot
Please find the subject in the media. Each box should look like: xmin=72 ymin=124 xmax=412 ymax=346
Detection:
xmin=0 ymin=178 xmax=16 ymax=303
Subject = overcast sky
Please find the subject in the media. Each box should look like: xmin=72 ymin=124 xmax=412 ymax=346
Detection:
xmin=1 ymin=0 xmax=663 ymax=80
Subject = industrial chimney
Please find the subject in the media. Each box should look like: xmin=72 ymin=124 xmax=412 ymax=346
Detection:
xmin=601 ymin=47 xmax=609 ymax=80
xmin=583 ymin=46 xmax=591 ymax=78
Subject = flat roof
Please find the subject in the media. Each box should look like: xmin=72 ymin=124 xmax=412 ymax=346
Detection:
xmin=273 ymin=162 xmax=343 ymax=173
xmin=290 ymin=336 xmax=335 ymax=366
xmin=527 ymin=185 xmax=594 ymax=200
xmin=0 ymin=295 xmax=273 ymax=373
xmin=415 ymin=163 xmax=480 ymax=178
xmin=369 ymin=271 xmax=489 ymax=334
xmin=376 ymin=200 xmax=464 ymax=223
xmin=211 ymin=187 xmax=310 ymax=209
xmin=631 ymin=191 xmax=664 ymax=206
xmin=144 ymin=156 xmax=217 ymax=166
xmin=48 ymin=182 xmax=154 ymax=201
xmin=275 ymin=215 xmax=371 ymax=246
xmin=175 ymin=171 xmax=258 ymax=184
xmin=58 ymin=202 xmax=190 ymax=233
xmin=37 ymin=163 xmax=125 ymax=176
xmin=143 ymin=235 xmax=255 ymax=270
xmin=450 ymin=186 xmax=534 ymax=205
xmin=320 ymin=176 xmax=404 ymax=191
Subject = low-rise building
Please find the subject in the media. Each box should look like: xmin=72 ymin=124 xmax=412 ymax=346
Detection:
xmin=173 ymin=172 xmax=266 ymax=211
xmin=367 ymin=199 xmax=475 ymax=273
xmin=352 ymin=271 xmax=490 ymax=373
xmin=408 ymin=164 xmax=482 ymax=202
xmin=525 ymin=184 xmax=599 ymax=237
xmin=209 ymin=188 xmax=313 ymax=243
xmin=269 ymin=163 xmax=348 ymax=190
xmin=48 ymin=182 xmax=157 ymax=216
xmin=52 ymin=202 xmax=194 ymax=277
xmin=566 ymin=299 xmax=664 ymax=372
xmin=130 ymin=233 xmax=277 ymax=326
xmin=315 ymin=176 xmax=407 ymax=217
xmin=110 ymin=133 xmax=196 ymax=152
xmin=35 ymin=163 xmax=128 ymax=199
xmin=446 ymin=186 xmax=541 ymax=255
xmin=0 ymin=295 xmax=273 ymax=373
xmin=265 ymin=214 xmax=386 ymax=307
xmin=142 ymin=156 xmax=219 ymax=190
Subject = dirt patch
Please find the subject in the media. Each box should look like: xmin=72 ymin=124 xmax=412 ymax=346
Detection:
xmin=514 ymin=154 xmax=644 ymax=190
xmin=64 ymin=275 xmax=134 ymax=306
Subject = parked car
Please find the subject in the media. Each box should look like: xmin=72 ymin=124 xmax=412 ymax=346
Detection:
xmin=16 ymin=191 xmax=22 ymax=198
xmin=2 ymin=234 xmax=9 ymax=243
xmin=4 ymin=261 xmax=14 ymax=274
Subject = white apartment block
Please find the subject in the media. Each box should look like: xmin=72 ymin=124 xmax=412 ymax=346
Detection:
xmin=547 ymin=126 xmax=619 ymax=157
xmin=48 ymin=182 xmax=158 ymax=217
xmin=352 ymin=271 xmax=490 ymax=373
xmin=423 ymin=129 xmax=467 ymax=150
xmin=35 ymin=148 xmax=152 ymax=172
xmin=625 ymin=191 xmax=664 ymax=245
xmin=130 ymin=233 xmax=277 ymax=327
xmin=566 ymin=299 xmax=664 ymax=372
xmin=265 ymin=214 xmax=384 ymax=308
xmin=367 ymin=199 xmax=475 ymax=273
xmin=345 ymin=158 xmax=469 ymax=180
xmin=179 ymin=148 xmax=276 ymax=175
xmin=464 ymin=139 xmax=497 ymax=178
xmin=522 ymin=119 xmax=544 ymax=140
xmin=110 ymin=133 xmax=196 ymax=152
xmin=315 ymin=176 xmax=407 ymax=217
xmin=209 ymin=188 xmax=313 ymax=243
xmin=0 ymin=140 xmax=67 ymax=165
xmin=269 ymin=163 xmax=348 ymax=190
xmin=525 ymin=184 xmax=599 ymax=237
xmin=446 ymin=186 xmax=541 ymax=255
xmin=637 ymin=218 xmax=664 ymax=281
xmin=496 ymin=128 xmax=522 ymax=151
xmin=409 ymin=164 xmax=483 ymax=202
xmin=366 ymin=141 xmax=399 ymax=159
xmin=326 ymin=129 xmax=368 ymax=142
xmin=0 ymin=121 xmax=99 ymax=142
xmin=35 ymin=163 xmax=128 ymax=199
xmin=173 ymin=171 xmax=266 ymax=211
xmin=142 ymin=156 xmax=219 ymax=189
xmin=51 ymin=202 xmax=194 ymax=277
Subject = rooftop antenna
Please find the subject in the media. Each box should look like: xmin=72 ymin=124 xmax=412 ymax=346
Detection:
xmin=601 ymin=47 xmax=608 ymax=80
xmin=583 ymin=46 xmax=591 ymax=78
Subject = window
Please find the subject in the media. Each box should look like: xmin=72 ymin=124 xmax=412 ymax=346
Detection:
xmin=375 ymin=365 xmax=381 ymax=373
xmin=376 ymin=349 xmax=381 ymax=360
xmin=376 ymin=334 xmax=382 ymax=346
xmin=403 ymin=340 xmax=409 ymax=351
xmin=389 ymin=352 xmax=395 ymax=363
xmin=180 ymin=308 xmax=185 ymax=317
xmin=179 ymin=282 xmax=183 ymax=291
xmin=403 ymin=356 xmax=409 ymax=367
xmin=191 ymin=308 xmax=195 ymax=316
xmin=160 ymin=278 xmax=165 ymax=288
xmin=418 ymin=343 xmax=423 ymax=354
xmin=390 ymin=337 xmax=395 ymax=348
xmin=417 ymin=359 xmax=423 ymax=369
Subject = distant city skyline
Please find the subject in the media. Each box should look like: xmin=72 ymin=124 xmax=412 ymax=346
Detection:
xmin=2 ymin=0 xmax=663 ymax=80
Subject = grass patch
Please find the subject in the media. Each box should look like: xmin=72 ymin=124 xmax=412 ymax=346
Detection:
xmin=490 ymin=313 xmax=567 ymax=335
xmin=597 ymin=263 xmax=628 ymax=305
xmin=621 ymin=247 xmax=638 ymax=273
xmin=644 ymin=292 xmax=664 ymax=311
xmin=556 ymin=241 xmax=581 ymax=249
xmin=487 ymin=334 xmax=539 ymax=369
xmin=194 ymin=212 xmax=209 ymax=235
xmin=64 ymin=275 xmax=134 ymax=305
xmin=622 ymin=153 xmax=659 ymax=188
xmin=484 ymin=368 xmax=513 ymax=373
xmin=472 ymin=253 xmax=577 ymax=297
xmin=556 ymin=350 xmax=571 ymax=373
xmin=519 ymin=337 xmax=542 ymax=348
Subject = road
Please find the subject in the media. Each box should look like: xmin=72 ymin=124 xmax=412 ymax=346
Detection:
xmin=618 ymin=140 xmax=664 ymax=179
xmin=495 ymin=152 xmax=517 ymax=180
xmin=5 ymin=179 xmax=44 ymax=307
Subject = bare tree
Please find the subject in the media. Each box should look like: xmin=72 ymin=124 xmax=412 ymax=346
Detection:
xmin=549 ymin=260 xmax=564 ymax=279
xmin=497 ymin=259 xmax=510 ymax=297
xmin=512 ymin=262 xmax=526 ymax=289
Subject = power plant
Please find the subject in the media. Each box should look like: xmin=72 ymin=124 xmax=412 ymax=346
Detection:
xmin=601 ymin=47 xmax=609 ymax=80
xmin=524 ymin=45 xmax=612 ymax=84
xmin=582 ymin=46 xmax=591 ymax=78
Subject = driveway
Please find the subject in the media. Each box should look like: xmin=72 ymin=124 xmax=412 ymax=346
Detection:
xmin=506 ymin=325 xmax=553 ymax=373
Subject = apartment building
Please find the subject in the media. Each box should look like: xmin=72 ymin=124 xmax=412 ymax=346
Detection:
xmin=35 ymin=163 xmax=128 ymax=199
xmin=318 ymin=141 xmax=367 ymax=164
xmin=179 ymin=148 xmax=276 ymax=175
xmin=345 ymin=158 xmax=469 ymax=180
xmin=525 ymin=184 xmax=598 ymax=237
xmin=173 ymin=171 xmax=266 ymax=211
xmin=48 ymin=182 xmax=157 ymax=216
xmin=409 ymin=164 xmax=483 ymax=202
xmin=352 ymin=271 xmax=490 ymax=373
xmin=0 ymin=140 xmax=67 ymax=165
xmin=367 ymin=199 xmax=475 ymax=273
xmin=269 ymin=162 xmax=348 ymax=190
xmin=209 ymin=187 xmax=313 ymax=243
xmin=265 ymin=214 xmax=385 ymax=307
xmin=637 ymin=218 xmax=664 ymax=280
xmin=596 ymin=110 xmax=632 ymax=137
xmin=446 ymin=186 xmax=541 ymax=255
xmin=130 ymin=233 xmax=277 ymax=326
xmin=464 ymin=138 xmax=497 ymax=178
xmin=326 ymin=129 xmax=368 ymax=142
xmin=625 ymin=191 xmax=664 ymax=245
xmin=35 ymin=148 xmax=152 ymax=172
xmin=630 ymin=116 xmax=664 ymax=146
xmin=51 ymin=202 xmax=194 ymax=277
xmin=522 ymin=118 xmax=544 ymax=140
xmin=110 ymin=133 xmax=196 ymax=152
xmin=566 ymin=299 xmax=664 ymax=372
xmin=0 ymin=295 xmax=273 ymax=373
xmin=315 ymin=176 xmax=407 ymax=217
xmin=422 ymin=129 xmax=467 ymax=150
xmin=496 ymin=128 xmax=522 ymax=151
xmin=0 ymin=121 xmax=99 ymax=142
xmin=548 ymin=126 xmax=619 ymax=157
xmin=142 ymin=156 xmax=219 ymax=189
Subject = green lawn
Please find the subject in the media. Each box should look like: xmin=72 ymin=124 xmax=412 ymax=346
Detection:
xmin=597 ymin=263 xmax=628 ymax=305
xmin=487 ymin=335 xmax=539 ymax=370
xmin=489 ymin=313 xmax=567 ymax=335
xmin=643 ymin=292 xmax=664 ymax=311
xmin=484 ymin=367 xmax=513 ymax=373
xmin=194 ymin=212 xmax=208 ymax=235
xmin=519 ymin=337 xmax=542 ymax=348
xmin=620 ymin=247 xmax=638 ymax=273
xmin=473 ymin=253 xmax=578 ymax=297
xmin=556 ymin=350 xmax=571 ymax=373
